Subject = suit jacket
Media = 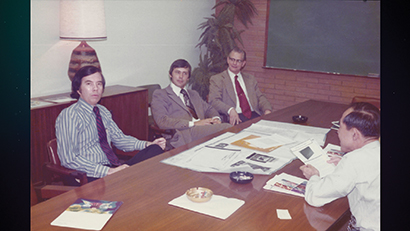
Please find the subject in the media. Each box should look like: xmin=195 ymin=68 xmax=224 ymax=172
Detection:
xmin=151 ymin=85 xmax=222 ymax=147
xmin=209 ymin=70 xmax=272 ymax=118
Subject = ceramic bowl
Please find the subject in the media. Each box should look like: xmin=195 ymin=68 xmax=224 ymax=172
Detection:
xmin=186 ymin=187 xmax=213 ymax=203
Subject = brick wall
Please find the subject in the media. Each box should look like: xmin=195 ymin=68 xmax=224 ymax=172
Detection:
xmin=220 ymin=1 xmax=380 ymax=111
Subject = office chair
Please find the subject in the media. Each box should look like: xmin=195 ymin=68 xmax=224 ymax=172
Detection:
xmin=43 ymin=138 xmax=88 ymax=186
xmin=351 ymin=96 xmax=380 ymax=110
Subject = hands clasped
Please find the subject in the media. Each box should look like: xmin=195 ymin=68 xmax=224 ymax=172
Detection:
xmin=194 ymin=118 xmax=221 ymax=126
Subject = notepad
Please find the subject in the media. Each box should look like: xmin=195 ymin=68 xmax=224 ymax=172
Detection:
xmin=290 ymin=138 xmax=336 ymax=177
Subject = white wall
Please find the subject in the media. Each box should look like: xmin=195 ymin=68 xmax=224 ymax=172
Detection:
xmin=31 ymin=0 xmax=214 ymax=97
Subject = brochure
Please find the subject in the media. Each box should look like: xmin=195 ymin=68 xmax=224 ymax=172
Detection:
xmin=51 ymin=198 xmax=123 ymax=230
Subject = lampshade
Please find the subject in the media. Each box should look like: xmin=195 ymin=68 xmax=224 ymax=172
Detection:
xmin=60 ymin=0 xmax=107 ymax=40
xmin=60 ymin=0 xmax=107 ymax=81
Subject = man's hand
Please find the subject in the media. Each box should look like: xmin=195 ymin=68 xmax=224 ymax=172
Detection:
xmin=327 ymin=155 xmax=342 ymax=166
xmin=300 ymin=164 xmax=320 ymax=179
xmin=147 ymin=137 xmax=166 ymax=150
xmin=229 ymin=109 xmax=242 ymax=125
xmin=211 ymin=117 xmax=222 ymax=124
xmin=107 ymin=164 xmax=129 ymax=175
xmin=194 ymin=118 xmax=215 ymax=126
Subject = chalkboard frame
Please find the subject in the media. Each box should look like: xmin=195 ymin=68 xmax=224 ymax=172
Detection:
xmin=264 ymin=0 xmax=380 ymax=78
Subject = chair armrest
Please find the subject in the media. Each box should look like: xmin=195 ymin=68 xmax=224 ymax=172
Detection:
xmin=149 ymin=124 xmax=176 ymax=136
xmin=43 ymin=163 xmax=88 ymax=185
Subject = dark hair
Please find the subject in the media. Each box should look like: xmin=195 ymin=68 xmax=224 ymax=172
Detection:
xmin=343 ymin=102 xmax=380 ymax=138
xmin=169 ymin=59 xmax=191 ymax=78
xmin=70 ymin=66 xmax=105 ymax=99
xmin=230 ymin=47 xmax=247 ymax=61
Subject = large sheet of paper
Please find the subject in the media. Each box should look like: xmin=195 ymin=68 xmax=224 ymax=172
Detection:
xmin=161 ymin=132 xmax=294 ymax=175
xmin=161 ymin=121 xmax=331 ymax=175
xmin=243 ymin=120 xmax=330 ymax=146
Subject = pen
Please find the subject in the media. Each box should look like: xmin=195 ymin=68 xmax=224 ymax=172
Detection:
xmin=205 ymin=145 xmax=241 ymax=152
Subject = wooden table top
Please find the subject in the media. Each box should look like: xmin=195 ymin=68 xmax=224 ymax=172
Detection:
xmin=31 ymin=100 xmax=350 ymax=231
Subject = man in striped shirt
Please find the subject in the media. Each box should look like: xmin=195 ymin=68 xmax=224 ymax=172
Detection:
xmin=55 ymin=66 xmax=166 ymax=185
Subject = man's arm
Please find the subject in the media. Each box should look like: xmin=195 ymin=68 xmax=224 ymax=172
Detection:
xmin=209 ymin=74 xmax=235 ymax=115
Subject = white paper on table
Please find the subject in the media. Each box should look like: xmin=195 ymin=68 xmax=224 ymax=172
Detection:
xmin=244 ymin=120 xmax=330 ymax=146
xmin=51 ymin=211 xmax=112 ymax=230
xmin=277 ymin=209 xmax=292 ymax=220
xmin=168 ymin=194 xmax=245 ymax=220
xmin=263 ymin=173 xmax=307 ymax=197
xmin=246 ymin=133 xmax=294 ymax=149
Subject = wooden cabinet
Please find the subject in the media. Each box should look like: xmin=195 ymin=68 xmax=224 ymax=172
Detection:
xmin=31 ymin=85 xmax=148 ymax=184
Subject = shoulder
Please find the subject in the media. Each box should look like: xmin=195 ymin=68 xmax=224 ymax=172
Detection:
xmin=241 ymin=72 xmax=255 ymax=80
xmin=210 ymin=71 xmax=227 ymax=81
xmin=153 ymin=86 xmax=169 ymax=96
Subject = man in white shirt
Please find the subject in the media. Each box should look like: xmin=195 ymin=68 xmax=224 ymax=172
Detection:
xmin=151 ymin=59 xmax=232 ymax=148
xmin=300 ymin=102 xmax=380 ymax=231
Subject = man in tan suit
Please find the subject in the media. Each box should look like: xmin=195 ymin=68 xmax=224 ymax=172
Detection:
xmin=151 ymin=59 xmax=232 ymax=148
xmin=209 ymin=47 xmax=272 ymax=125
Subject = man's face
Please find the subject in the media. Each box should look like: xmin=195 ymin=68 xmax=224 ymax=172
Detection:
xmin=227 ymin=51 xmax=246 ymax=74
xmin=170 ymin=67 xmax=190 ymax=89
xmin=337 ymin=107 xmax=355 ymax=152
xmin=77 ymin=72 xmax=104 ymax=106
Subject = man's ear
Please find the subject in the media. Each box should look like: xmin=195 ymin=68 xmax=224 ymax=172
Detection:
xmin=77 ymin=89 xmax=82 ymax=96
xmin=352 ymin=127 xmax=361 ymax=141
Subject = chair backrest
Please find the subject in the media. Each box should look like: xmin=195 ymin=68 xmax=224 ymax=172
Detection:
xmin=47 ymin=138 xmax=61 ymax=165
xmin=351 ymin=96 xmax=380 ymax=109
xmin=137 ymin=84 xmax=161 ymax=105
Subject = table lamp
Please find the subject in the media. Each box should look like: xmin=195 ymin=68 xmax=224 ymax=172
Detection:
xmin=60 ymin=0 xmax=107 ymax=81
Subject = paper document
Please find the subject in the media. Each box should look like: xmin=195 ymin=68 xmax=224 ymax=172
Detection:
xmin=51 ymin=198 xmax=123 ymax=230
xmin=264 ymin=173 xmax=307 ymax=197
xmin=243 ymin=120 xmax=330 ymax=146
xmin=169 ymin=194 xmax=244 ymax=220
xmin=161 ymin=132 xmax=294 ymax=175
xmin=290 ymin=138 xmax=336 ymax=177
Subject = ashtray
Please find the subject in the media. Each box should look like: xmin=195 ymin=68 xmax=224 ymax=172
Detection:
xmin=230 ymin=171 xmax=254 ymax=184
xmin=292 ymin=115 xmax=308 ymax=124
xmin=186 ymin=187 xmax=213 ymax=203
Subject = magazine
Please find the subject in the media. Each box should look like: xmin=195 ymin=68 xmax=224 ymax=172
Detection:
xmin=51 ymin=198 xmax=123 ymax=230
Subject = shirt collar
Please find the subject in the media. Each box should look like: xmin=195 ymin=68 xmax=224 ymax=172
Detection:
xmin=170 ymin=82 xmax=188 ymax=97
xmin=227 ymin=69 xmax=242 ymax=80
xmin=78 ymin=97 xmax=96 ymax=114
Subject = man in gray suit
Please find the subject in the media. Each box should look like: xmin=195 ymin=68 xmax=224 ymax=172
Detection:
xmin=209 ymin=47 xmax=272 ymax=125
xmin=151 ymin=59 xmax=232 ymax=148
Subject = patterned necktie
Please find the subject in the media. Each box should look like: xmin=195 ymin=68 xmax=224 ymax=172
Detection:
xmin=180 ymin=89 xmax=198 ymax=119
xmin=234 ymin=75 xmax=252 ymax=119
xmin=93 ymin=106 xmax=121 ymax=166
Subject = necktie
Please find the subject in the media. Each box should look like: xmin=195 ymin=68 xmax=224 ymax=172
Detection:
xmin=93 ymin=106 xmax=121 ymax=166
xmin=234 ymin=75 xmax=252 ymax=119
xmin=180 ymin=89 xmax=198 ymax=119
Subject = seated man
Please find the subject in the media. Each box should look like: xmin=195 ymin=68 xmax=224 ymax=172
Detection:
xmin=55 ymin=66 xmax=166 ymax=186
xmin=151 ymin=59 xmax=232 ymax=148
xmin=209 ymin=47 xmax=273 ymax=125
xmin=300 ymin=102 xmax=380 ymax=231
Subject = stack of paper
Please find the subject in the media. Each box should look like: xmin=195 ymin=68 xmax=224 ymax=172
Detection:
xmin=263 ymin=173 xmax=307 ymax=197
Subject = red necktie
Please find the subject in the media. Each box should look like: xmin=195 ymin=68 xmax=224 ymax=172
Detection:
xmin=234 ymin=75 xmax=252 ymax=119
xmin=180 ymin=89 xmax=198 ymax=119
xmin=93 ymin=106 xmax=121 ymax=166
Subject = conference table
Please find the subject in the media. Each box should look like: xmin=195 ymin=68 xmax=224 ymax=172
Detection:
xmin=31 ymin=100 xmax=350 ymax=230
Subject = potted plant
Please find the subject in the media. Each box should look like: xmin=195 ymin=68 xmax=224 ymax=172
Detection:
xmin=189 ymin=0 xmax=257 ymax=101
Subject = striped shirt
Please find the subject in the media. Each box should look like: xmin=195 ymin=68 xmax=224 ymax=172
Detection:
xmin=55 ymin=98 xmax=146 ymax=178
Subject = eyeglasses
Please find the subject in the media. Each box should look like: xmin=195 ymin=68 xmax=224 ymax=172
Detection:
xmin=228 ymin=57 xmax=244 ymax=64
xmin=331 ymin=121 xmax=340 ymax=130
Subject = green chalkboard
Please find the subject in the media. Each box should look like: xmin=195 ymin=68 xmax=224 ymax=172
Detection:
xmin=265 ymin=0 xmax=380 ymax=77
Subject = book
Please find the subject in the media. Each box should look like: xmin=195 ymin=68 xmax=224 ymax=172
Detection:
xmin=51 ymin=198 xmax=123 ymax=230
xmin=263 ymin=173 xmax=307 ymax=197
xmin=290 ymin=138 xmax=336 ymax=178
